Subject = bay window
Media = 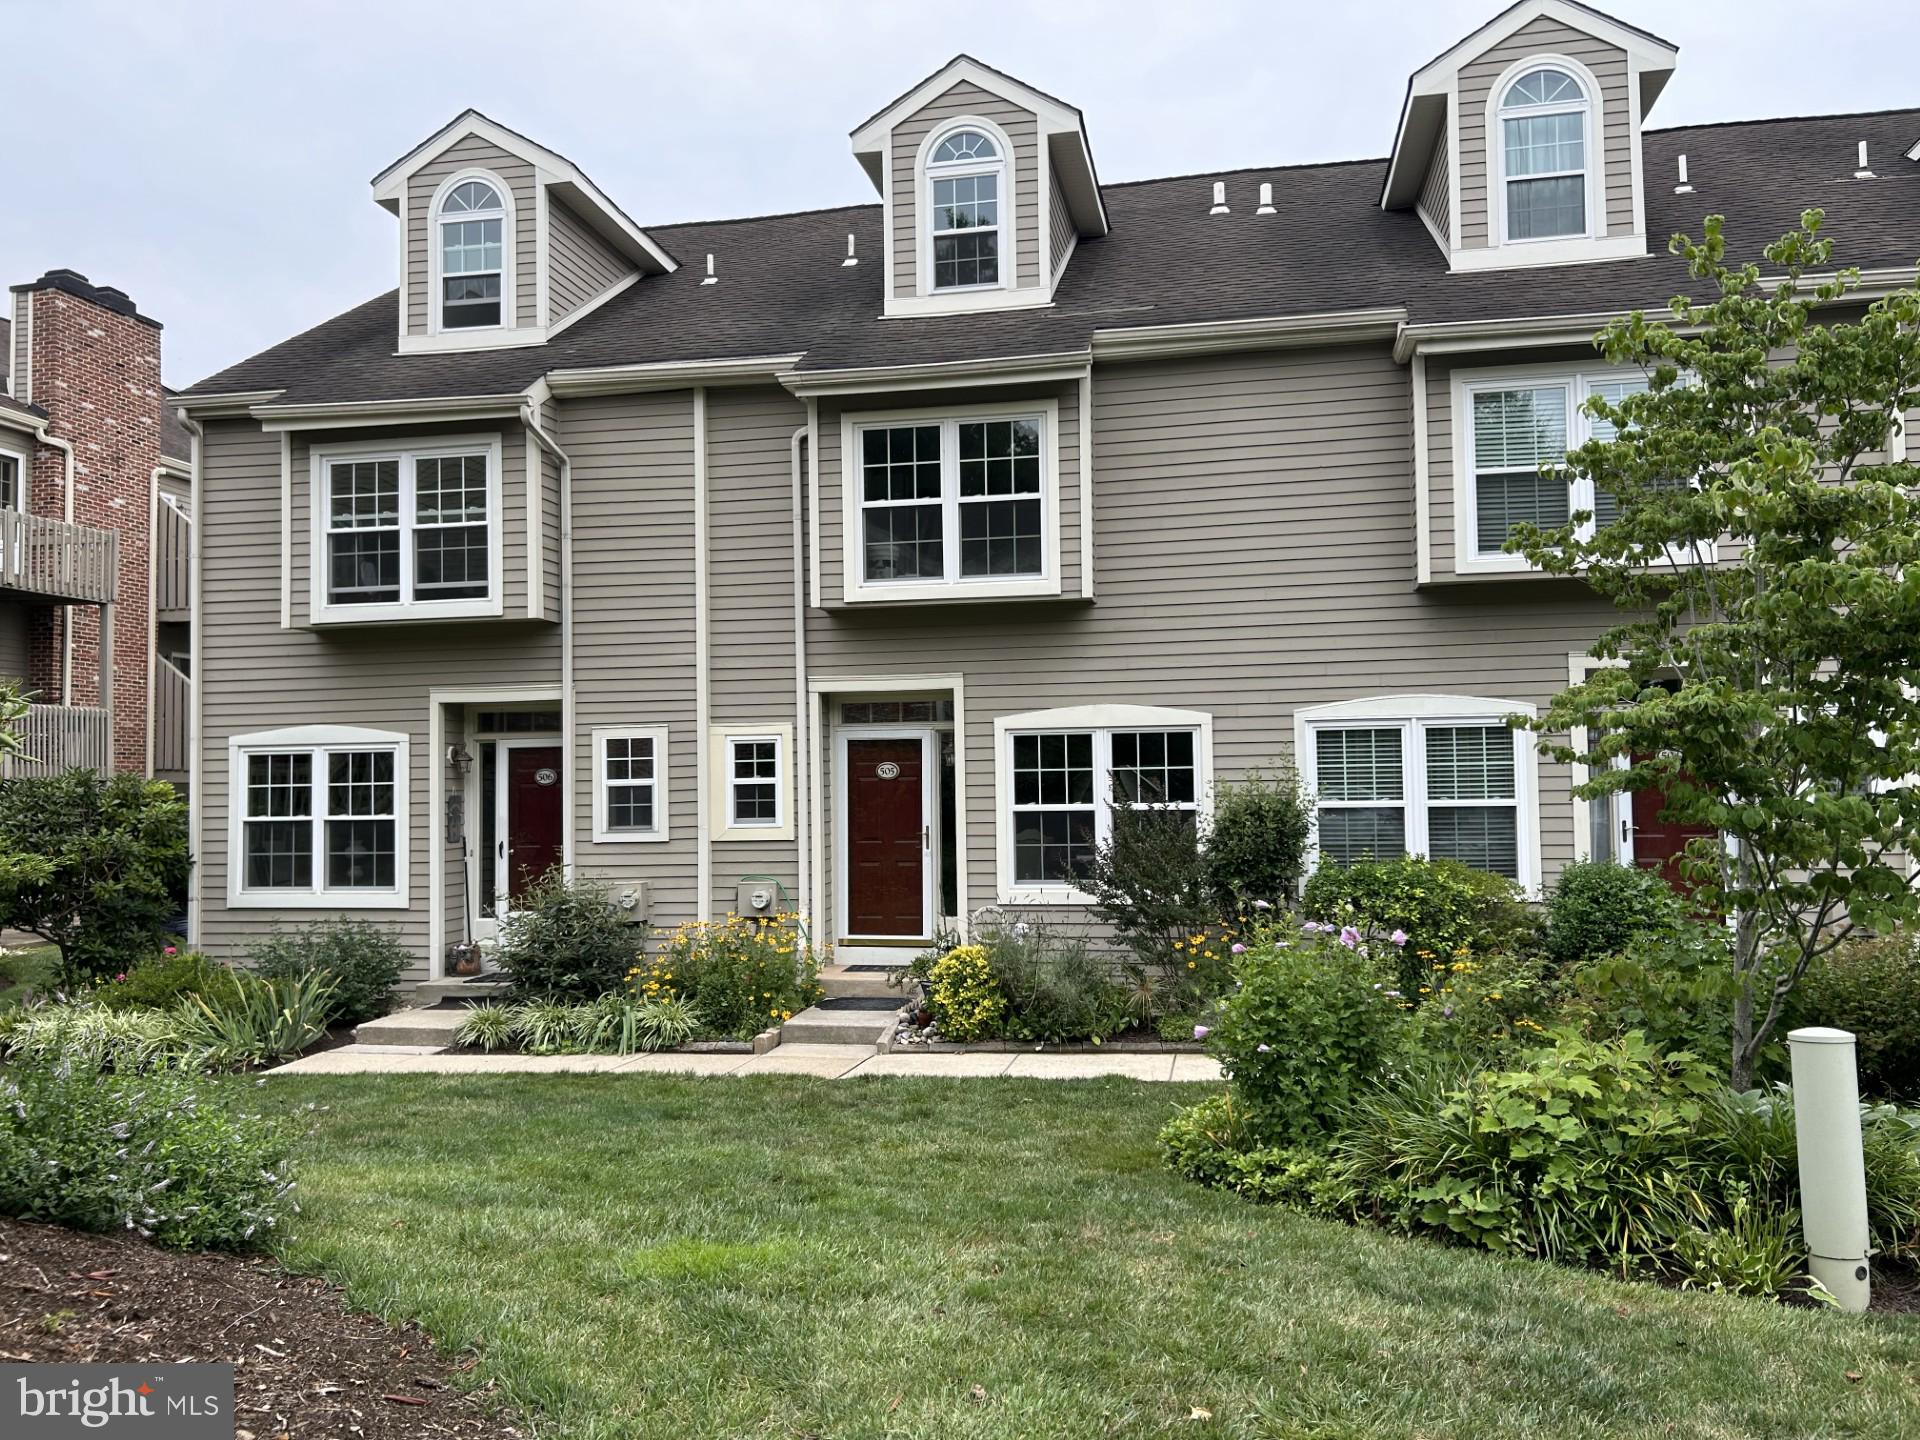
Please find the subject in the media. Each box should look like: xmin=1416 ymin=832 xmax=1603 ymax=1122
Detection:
xmin=311 ymin=435 xmax=501 ymax=621
xmin=227 ymin=726 xmax=409 ymax=907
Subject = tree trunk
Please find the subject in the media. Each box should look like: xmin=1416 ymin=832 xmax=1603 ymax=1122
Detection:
xmin=1728 ymin=846 xmax=1761 ymax=1092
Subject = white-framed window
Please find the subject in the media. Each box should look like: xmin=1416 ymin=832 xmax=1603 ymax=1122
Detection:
xmin=591 ymin=726 xmax=668 ymax=844
xmin=993 ymin=704 xmax=1213 ymax=904
xmin=436 ymin=176 xmax=506 ymax=330
xmin=309 ymin=434 xmax=502 ymax=623
xmin=923 ymin=123 xmax=1008 ymax=293
xmin=0 ymin=444 xmax=24 ymax=513
xmin=840 ymin=401 xmax=1060 ymax=603
xmin=1498 ymin=65 xmax=1590 ymax=242
xmin=225 ymin=725 xmax=409 ymax=908
xmin=709 ymin=724 xmax=793 ymax=841
xmin=1455 ymin=365 xmax=1663 ymax=574
xmin=1296 ymin=696 xmax=1541 ymax=891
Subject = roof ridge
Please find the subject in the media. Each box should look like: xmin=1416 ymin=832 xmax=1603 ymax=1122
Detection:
xmin=1646 ymin=104 xmax=1920 ymax=137
xmin=650 ymin=199 xmax=878 ymax=233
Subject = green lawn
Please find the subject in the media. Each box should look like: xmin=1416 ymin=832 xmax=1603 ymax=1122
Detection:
xmin=0 ymin=943 xmax=58 ymax=1009
xmin=269 ymin=1075 xmax=1920 ymax=1440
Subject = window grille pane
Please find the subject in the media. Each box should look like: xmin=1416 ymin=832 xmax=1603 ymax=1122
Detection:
xmin=415 ymin=524 xmax=489 ymax=599
xmin=1013 ymin=808 xmax=1097 ymax=883
xmin=1503 ymin=111 xmax=1584 ymax=178
xmin=326 ymin=818 xmax=396 ymax=889
xmin=1476 ymin=471 xmax=1571 ymax=551
xmin=1317 ymin=807 xmax=1407 ymax=865
xmin=733 ymin=784 xmax=777 ymax=823
xmin=932 ymin=231 xmax=998 ymax=289
xmin=329 ymin=530 xmax=400 ymax=603
xmin=327 ymin=749 xmax=395 ymax=818
xmin=1474 ymin=387 xmax=1567 ymax=471
xmin=861 ymin=426 xmax=941 ymax=502
xmin=442 ymin=218 xmax=502 ymax=274
xmin=605 ymin=736 xmax=653 ymax=781
xmin=1425 ymin=726 xmax=1515 ymax=801
xmin=932 ymin=130 xmax=996 ymax=163
xmin=864 ymin=504 xmax=943 ymax=580
xmin=957 ymin=420 xmax=1041 ymax=496
xmin=247 ymin=752 xmax=312 ymax=818
xmin=608 ymin=786 xmax=653 ymax=830
xmin=329 ymin=460 xmax=399 ymax=528
xmin=476 ymin=711 xmax=563 ymax=734
xmin=417 ymin=455 xmax=488 ymax=523
xmin=244 ymin=820 xmax=311 ymax=889
xmin=959 ymin=498 xmax=1042 ymax=577
xmin=1506 ymin=175 xmax=1586 ymax=239
xmin=1111 ymin=729 xmax=1197 ymax=806
xmin=1315 ymin=728 xmax=1403 ymax=802
xmin=932 ymin=174 xmax=998 ymax=232
xmin=1504 ymin=68 xmax=1582 ymax=107
xmin=1428 ymin=806 xmax=1519 ymax=877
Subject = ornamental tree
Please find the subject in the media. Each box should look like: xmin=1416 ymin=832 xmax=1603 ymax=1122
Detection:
xmin=1510 ymin=212 xmax=1920 ymax=1090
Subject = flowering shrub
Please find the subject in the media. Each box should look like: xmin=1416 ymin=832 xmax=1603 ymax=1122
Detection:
xmin=0 ymin=1058 xmax=296 ymax=1250
xmin=926 ymin=944 xmax=1005 ymax=1043
xmin=1303 ymin=855 xmax=1534 ymax=993
xmin=637 ymin=915 xmax=822 ymax=1040
xmin=93 ymin=947 xmax=242 ymax=1013
xmin=1402 ymin=948 xmax=1559 ymax=1066
xmin=981 ymin=923 xmax=1130 ymax=1044
xmin=1207 ymin=921 xmax=1406 ymax=1145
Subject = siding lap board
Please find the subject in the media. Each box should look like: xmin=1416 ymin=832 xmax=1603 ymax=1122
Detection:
xmin=548 ymin=198 xmax=635 ymax=324
xmin=1417 ymin=123 xmax=1451 ymax=247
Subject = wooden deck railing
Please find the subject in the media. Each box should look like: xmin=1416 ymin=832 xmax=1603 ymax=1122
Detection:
xmin=155 ymin=495 xmax=191 ymax=617
xmin=1 ymin=703 xmax=111 ymax=779
xmin=0 ymin=511 xmax=118 ymax=604
xmin=152 ymin=657 xmax=191 ymax=777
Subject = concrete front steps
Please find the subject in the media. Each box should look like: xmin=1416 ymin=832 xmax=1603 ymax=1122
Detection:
xmin=353 ymin=1005 xmax=470 ymax=1048
xmin=817 ymin=963 xmax=908 ymax=1001
xmin=777 ymin=998 xmax=904 ymax=1047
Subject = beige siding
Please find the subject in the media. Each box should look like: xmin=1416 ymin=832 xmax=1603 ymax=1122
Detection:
xmin=548 ymin=198 xmax=634 ymax=325
xmin=0 ymin=599 xmax=29 ymax=679
xmin=889 ymin=81 xmax=1041 ymax=298
xmin=1049 ymin=165 xmax=1075 ymax=279
xmin=195 ymin=418 xmax=562 ymax=978
xmin=564 ymin=390 xmax=701 ymax=925
xmin=808 ymin=346 xmax=1618 ymax=934
xmin=1417 ymin=122 xmax=1451 ymax=249
xmin=405 ymin=135 xmax=540 ymax=335
xmin=706 ymin=385 xmax=808 ymax=915
xmin=537 ymin=397 xmax=562 ymax=622
xmin=1457 ymin=16 xmax=1633 ymax=249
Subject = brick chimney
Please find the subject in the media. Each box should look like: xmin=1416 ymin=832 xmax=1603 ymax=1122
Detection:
xmin=9 ymin=269 xmax=164 ymax=775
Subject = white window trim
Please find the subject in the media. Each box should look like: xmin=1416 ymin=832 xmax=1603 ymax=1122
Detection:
xmin=993 ymin=703 xmax=1214 ymax=906
xmin=0 ymin=439 xmax=27 ymax=515
xmin=917 ymin=116 xmax=1015 ymax=301
xmin=591 ymin=725 xmax=670 ymax=844
xmin=839 ymin=400 xmax=1061 ymax=604
xmin=428 ymin=168 xmax=516 ymax=338
xmin=225 ymin=724 xmax=411 ymax=909
xmin=710 ymin=723 xmax=794 ymax=841
xmin=1295 ymin=695 xmax=1542 ymax=894
xmin=1452 ymin=361 xmax=1711 ymax=577
xmin=1491 ymin=57 xmax=1597 ymax=248
xmin=1566 ymin=653 xmax=1633 ymax=864
xmin=308 ymin=432 xmax=504 ymax=624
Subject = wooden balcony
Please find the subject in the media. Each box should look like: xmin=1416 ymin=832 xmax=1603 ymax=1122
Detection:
xmin=1 ymin=703 xmax=111 ymax=779
xmin=152 ymin=656 xmax=191 ymax=779
xmin=0 ymin=511 xmax=118 ymax=604
xmin=155 ymin=495 xmax=191 ymax=621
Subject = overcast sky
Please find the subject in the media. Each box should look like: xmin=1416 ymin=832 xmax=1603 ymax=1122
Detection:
xmin=3 ymin=0 xmax=1914 ymax=387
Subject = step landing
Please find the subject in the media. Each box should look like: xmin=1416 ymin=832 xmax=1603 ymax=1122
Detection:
xmin=353 ymin=1005 xmax=467 ymax=1049
xmin=818 ymin=963 xmax=907 ymax=1000
xmin=778 ymin=999 xmax=903 ymax=1048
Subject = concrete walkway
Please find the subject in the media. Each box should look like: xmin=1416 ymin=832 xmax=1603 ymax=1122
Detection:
xmin=269 ymin=1042 xmax=1223 ymax=1082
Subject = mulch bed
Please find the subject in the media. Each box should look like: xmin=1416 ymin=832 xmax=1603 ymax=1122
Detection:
xmin=0 ymin=1218 xmax=522 ymax=1438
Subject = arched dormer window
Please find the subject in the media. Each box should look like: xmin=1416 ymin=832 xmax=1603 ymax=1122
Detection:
xmin=1499 ymin=66 xmax=1589 ymax=242
xmin=438 ymin=178 xmax=505 ymax=329
xmin=925 ymin=124 xmax=1006 ymax=291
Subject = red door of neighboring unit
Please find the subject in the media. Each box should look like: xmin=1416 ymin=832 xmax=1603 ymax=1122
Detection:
xmin=1632 ymin=779 xmax=1718 ymax=893
xmin=506 ymin=746 xmax=565 ymax=906
xmin=846 ymin=738 xmax=925 ymax=937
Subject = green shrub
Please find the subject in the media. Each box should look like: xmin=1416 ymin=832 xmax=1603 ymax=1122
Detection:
xmin=249 ymin=918 xmax=410 ymax=1024
xmin=1544 ymin=861 xmax=1681 ymax=968
xmin=0 ymin=771 xmax=191 ymax=987
xmin=498 ymin=872 xmax=639 ymax=1000
xmin=1208 ymin=923 xmax=1405 ymax=1144
xmin=453 ymin=996 xmax=705 ymax=1055
xmin=1303 ymin=855 xmax=1536 ymax=993
xmin=0 ymin=1059 xmax=294 ymax=1250
xmin=1565 ymin=918 xmax=1739 ymax=1066
xmin=174 ymin=971 xmax=337 ymax=1070
xmin=94 ymin=949 xmax=242 ymax=1013
xmin=1402 ymin=947 xmax=1560 ymax=1066
xmin=927 ymin=944 xmax=1005 ymax=1042
xmin=3 ymin=1003 xmax=183 ymax=1072
xmin=639 ymin=915 xmax=821 ymax=1040
xmin=1205 ymin=768 xmax=1312 ymax=908
xmin=454 ymin=1002 xmax=515 ymax=1052
xmin=1159 ymin=1094 xmax=1349 ymax=1211
xmin=1791 ymin=934 xmax=1920 ymax=1099
xmin=980 ymin=923 xmax=1130 ymax=1043
xmin=1084 ymin=803 xmax=1220 ymax=969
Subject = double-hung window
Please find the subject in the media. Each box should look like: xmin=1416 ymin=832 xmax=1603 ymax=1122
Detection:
xmin=925 ymin=127 xmax=1004 ymax=291
xmin=1499 ymin=67 xmax=1589 ymax=242
xmin=314 ymin=437 xmax=500 ymax=621
xmin=1460 ymin=368 xmax=1671 ymax=571
xmin=592 ymin=727 xmax=668 ymax=843
xmin=1302 ymin=700 xmax=1536 ymax=887
xmin=997 ymin=707 xmax=1212 ymax=901
xmin=727 ymin=737 xmax=782 ymax=828
xmin=845 ymin=405 xmax=1056 ymax=600
xmin=438 ymin=179 xmax=505 ymax=329
xmin=229 ymin=727 xmax=408 ymax=907
xmin=0 ymin=448 xmax=23 ymax=513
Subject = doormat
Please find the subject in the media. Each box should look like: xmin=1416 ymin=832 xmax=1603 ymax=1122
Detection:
xmin=844 ymin=963 xmax=908 ymax=972
xmin=815 ymin=996 xmax=904 ymax=1012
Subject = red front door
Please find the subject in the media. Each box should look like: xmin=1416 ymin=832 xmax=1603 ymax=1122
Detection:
xmin=1631 ymin=779 xmax=1717 ymax=892
xmin=846 ymin=737 xmax=925 ymax=937
xmin=506 ymin=745 xmax=565 ymax=906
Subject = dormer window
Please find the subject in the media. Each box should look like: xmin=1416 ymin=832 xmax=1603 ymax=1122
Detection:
xmin=1500 ymin=67 xmax=1589 ymax=241
xmin=439 ymin=179 xmax=505 ymax=329
xmin=927 ymin=126 xmax=1005 ymax=291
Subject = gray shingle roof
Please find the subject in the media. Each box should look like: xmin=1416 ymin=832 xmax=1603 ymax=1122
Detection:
xmin=179 ymin=107 xmax=1920 ymax=406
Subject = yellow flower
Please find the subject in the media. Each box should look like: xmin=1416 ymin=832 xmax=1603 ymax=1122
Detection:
xmin=1187 ymin=961 xmax=1196 ymax=970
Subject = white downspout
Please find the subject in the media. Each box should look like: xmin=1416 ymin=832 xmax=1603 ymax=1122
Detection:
xmin=146 ymin=465 xmax=164 ymax=777
xmin=176 ymin=410 xmax=204 ymax=945
xmin=521 ymin=399 xmax=574 ymax=880
xmin=789 ymin=425 xmax=811 ymax=927
xmin=693 ymin=387 xmax=711 ymax=921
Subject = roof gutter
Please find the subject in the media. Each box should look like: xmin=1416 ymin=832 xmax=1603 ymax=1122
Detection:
xmin=778 ymin=349 xmax=1091 ymax=398
xmin=250 ymin=394 xmax=527 ymax=431
xmin=167 ymin=389 xmax=285 ymax=419
xmin=546 ymin=354 xmax=804 ymax=398
xmin=1092 ymin=307 xmax=1407 ymax=361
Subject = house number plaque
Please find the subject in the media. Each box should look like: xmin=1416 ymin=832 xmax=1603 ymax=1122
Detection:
xmin=534 ymin=767 xmax=559 ymax=786
xmin=875 ymin=761 xmax=901 ymax=779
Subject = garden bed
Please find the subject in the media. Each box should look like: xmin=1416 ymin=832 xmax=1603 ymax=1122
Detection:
xmin=886 ymin=1020 xmax=1205 ymax=1055
xmin=0 ymin=1216 xmax=521 ymax=1439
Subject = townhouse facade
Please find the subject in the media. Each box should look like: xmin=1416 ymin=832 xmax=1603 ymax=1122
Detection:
xmin=2 ymin=269 xmax=194 ymax=787
xmin=171 ymin=0 xmax=1920 ymax=981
